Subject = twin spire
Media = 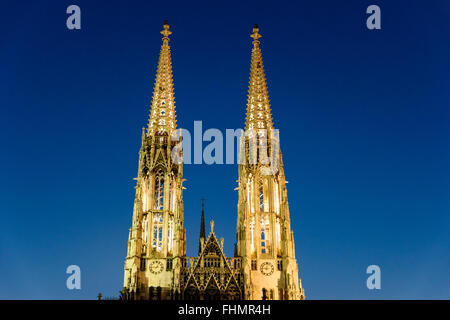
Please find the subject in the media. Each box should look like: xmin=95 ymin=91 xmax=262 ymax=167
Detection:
xmin=147 ymin=21 xmax=177 ymax=137
xmin=245 ymin=24 xmax=274 ymax=132
xmin=198 ymin=198 xmax=205 ymax=254
xmin=146 ymin=22 xmax=274 ymax=137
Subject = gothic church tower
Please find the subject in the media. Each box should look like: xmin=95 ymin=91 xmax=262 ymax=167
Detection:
xmin=235 ymin=25 xmax=305 ymax=300
xmin=123 ymin=21 xmax=186 ymax=300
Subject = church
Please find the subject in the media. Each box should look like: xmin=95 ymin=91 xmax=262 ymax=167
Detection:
xmin=121 ymin=21 xmax=305 ymax=300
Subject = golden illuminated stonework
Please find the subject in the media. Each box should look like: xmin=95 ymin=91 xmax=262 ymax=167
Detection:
xmin=147 ymin=21 xmax=177 ymax=137
xmin=122 ymin=21 xmax=186 ymax=300
xmin=235 ymin=24 xmax=305 ymax=300
xmin=121 ymin=22 xmax=305 ymax=300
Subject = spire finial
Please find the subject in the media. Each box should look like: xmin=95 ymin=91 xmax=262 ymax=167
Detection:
xmin=210 ymin=220 xmax=214 ymax=233
xmin=161 ymin=20 xmax=172 ymax=39
xmin=250 ymin=24 xmax=261 ymax=41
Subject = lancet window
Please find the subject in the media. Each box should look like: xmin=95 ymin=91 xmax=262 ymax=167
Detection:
xmin=154 ymin=170 xmax=164 ymax=210
xmin=152 ymin=213 xmax=163 ymax=252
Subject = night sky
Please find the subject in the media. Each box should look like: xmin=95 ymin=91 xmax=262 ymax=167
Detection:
xmin=1 ymin=0 xmax=449 ymax=299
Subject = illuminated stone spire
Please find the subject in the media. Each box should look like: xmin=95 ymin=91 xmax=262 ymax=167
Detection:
xmin=245 ymin=24 xmax=274 ymax=132
xmin=235 ymin=25 xmax=305 ymax=300
xmin=123 ymin=21 xmax=186 ymax=301
xmin=147 ymin=21 xmax=177 ymax=137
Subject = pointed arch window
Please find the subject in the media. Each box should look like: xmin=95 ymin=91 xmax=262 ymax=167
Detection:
xmin=154 ymin=170 xmax=164 ymax=210
xmin=259 ymin=182 xmax=264 ymax=212
xmin=261 ymin=215 xmax=270 ymax=254
xmin=152 ymin=213 xmax=163 ymax=252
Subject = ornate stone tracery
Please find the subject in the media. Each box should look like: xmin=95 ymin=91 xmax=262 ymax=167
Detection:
xmin=121 ymin=22 xmax=304 ymax=301
xmin=181 ymin=227 xmax=243 ymax=300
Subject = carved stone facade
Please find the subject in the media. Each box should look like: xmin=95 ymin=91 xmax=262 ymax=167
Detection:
xmin=235 ymin=25 xmax=305 ymax=300
xmin=121 ymin=22 xmax=305 ymax=300
xmin=122 ymin=21 xmax=186 ymax=301
xmin=181 ymin=219 xmax=243 ymax=300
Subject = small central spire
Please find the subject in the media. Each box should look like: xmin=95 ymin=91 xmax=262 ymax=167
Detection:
xmin=198 ymin=198 xmax=206 ymax=254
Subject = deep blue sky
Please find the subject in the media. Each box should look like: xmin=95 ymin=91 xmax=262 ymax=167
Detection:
xmin=1 ymin=0 xmax=449 ymax=299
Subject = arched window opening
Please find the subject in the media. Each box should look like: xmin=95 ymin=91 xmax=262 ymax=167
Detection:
xmin=152 ymin=213 xmax=163 ymax=252
xmin=140 ymin=258 xmax=146 ymax=271
xmin=154 ymin=170 xmax=164 ymax=210
xmin=262 ymin=288 xmax=267 ymax=300
xmin=261 ymin=215 xmax=270 ymax=254
xmin=259 ymin=183 xmax=264 ymax=212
